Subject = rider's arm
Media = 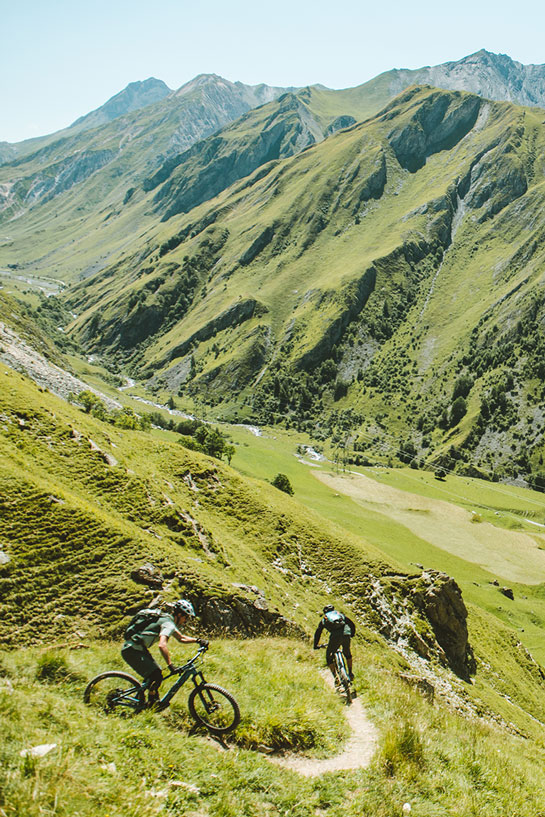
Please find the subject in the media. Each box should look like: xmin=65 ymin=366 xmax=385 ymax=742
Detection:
xmin=158 ymin=634 xmax=174 ymax=669
xmin=345 ymin=616 xmax=356 ymax=637
xmin=313 ymin=621 xmax=324 ymax=649
xmin=158 ymin=632 xmax=201 ymax=670
xmin=173 ymin=630 xmax=200 ymax=644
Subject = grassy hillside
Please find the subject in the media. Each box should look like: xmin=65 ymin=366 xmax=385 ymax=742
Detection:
xmin=4 ymin=351 xmax=545 ymax=811
xmin=51 ymin=85 xmax=545 ymax=487
xmin=0 ymin=81 xmax=385 ymax=286
xmin=2 ymin=364 xmax=545 ymax=718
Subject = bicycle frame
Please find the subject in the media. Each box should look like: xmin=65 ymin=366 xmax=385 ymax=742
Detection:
xmin=150 ymin=649 xmax=207 ymax=708
xmin=333 ymin=648 xmax=349 ymax=678
xmin=113 ymin=646 xmax=207 ymax=711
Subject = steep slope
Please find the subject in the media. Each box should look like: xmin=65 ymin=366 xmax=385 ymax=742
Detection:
xmin=0 ymin=74 xmax=297 ymax=166
xmin=4 ymin=358 xmax=545 ymax=763
xmin=4 ymin=50 xmax=545 ymax=285
xmin=0 ymin=82 xmax=381 ymax=283
xmin=144 ymin=85 xmax=368 ymax=221
xmin=65 ymin=86 xmax=545 ymax=482
xmin=0 ymin=75 xmax=299 ymax=280
xmin=0 ymin=360 xmax=476 ymax=681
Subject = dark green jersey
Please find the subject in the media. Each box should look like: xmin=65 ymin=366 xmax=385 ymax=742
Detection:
xmin=123 ymin=613 xmax=179 ymax=652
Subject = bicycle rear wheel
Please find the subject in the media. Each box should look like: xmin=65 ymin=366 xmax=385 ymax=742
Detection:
xmin=188 ymin=683 xmax=240 ymax=733
xmin=334 ymin=653 xmax=352 ymax=704
xmin=83 ymin=671 xmax=145 ymax=715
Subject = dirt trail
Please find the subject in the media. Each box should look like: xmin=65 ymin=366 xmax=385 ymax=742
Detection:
xmin=270 ymin=672 xmax=378 ymax=777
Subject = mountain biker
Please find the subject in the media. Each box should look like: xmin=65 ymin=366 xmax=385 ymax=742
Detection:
xmin=313 ymin=604 xmax=356 ymax=681
xmin=121 ymin=599 xmax=207 ymax=706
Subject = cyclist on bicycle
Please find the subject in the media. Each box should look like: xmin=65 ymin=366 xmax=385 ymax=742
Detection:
xmin=313 ymin=604 xmax=356 ymax=681
xmin=121 ymin=599 xmax=207 ymax=706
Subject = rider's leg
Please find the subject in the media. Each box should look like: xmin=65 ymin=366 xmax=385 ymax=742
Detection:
xmin=121 ymin=647 xmax=163 ymax=703
xmin=326 ymin=635 xmax=342 ymax=682
xmin=146 ymin=667 xmax=163 ymax=705
xmin=342 ymin=636 xmax=354 ymax=679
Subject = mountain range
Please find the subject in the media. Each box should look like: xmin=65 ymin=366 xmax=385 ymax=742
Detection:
xmin=2 ymin=49 xmax=545 ymax=486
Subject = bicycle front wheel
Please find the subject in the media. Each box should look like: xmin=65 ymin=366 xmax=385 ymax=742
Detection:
xmin=83 ymin=671 xmax=145 ymax=715
xmin=188 ymin=683 xmax=240 ymax=733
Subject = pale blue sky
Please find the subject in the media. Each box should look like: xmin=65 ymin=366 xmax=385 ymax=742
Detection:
xmin=2 ymin=0 xmax=544 ymax=143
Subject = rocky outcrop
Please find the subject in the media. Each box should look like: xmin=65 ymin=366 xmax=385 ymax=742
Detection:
xmin=386 ymin=90 xmax=481 ymax=172
xmin=145 ymin=580 xmax=305 ymax=639
xmin=195 ymin=594 xmax=305 ymax=638
xmin=387 ymin=49 xmax=545 ymax=111
xmin=239 ymin=225 xmax=275 ymax=266
xmin=325 ymin=115 xmax=357 ymax=136
xmin=363 ymin=569 xmax=475 ymax=681
xmin=16 ymin=150 xmax=117 ymax=208
xmin=130 ymin=563 xmax=164 ymax=589
xmin=411 ymin=570 xmax=475 ymax=680
xmin=162 ymin=297 xmax=268 ymax=366
xmin=295 ymin=267 xmax=377 ymax=371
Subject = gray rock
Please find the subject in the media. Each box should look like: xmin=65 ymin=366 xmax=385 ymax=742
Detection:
xmin=399 ymin=673 xmax=435 ymax=702
xmin=413 ymin=570 xmax=475 ymax=680
xmin=130 ymin=563 xmax=164 ymax=589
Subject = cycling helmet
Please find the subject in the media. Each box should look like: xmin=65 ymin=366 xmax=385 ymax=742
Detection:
xmin=172 ymin=599 xmax=195 ymax=617
xmin=323 ymin=604 xmax=335 ymax=614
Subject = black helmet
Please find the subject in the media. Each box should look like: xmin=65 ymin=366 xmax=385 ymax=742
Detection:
xmin=172 ymin=599 xmax=195 ymax=617
xmin=323 ymin=604 xmax=335 ymax=614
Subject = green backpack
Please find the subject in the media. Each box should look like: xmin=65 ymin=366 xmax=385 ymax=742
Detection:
xmin=124 ymin=608 xmax=162 ymax=642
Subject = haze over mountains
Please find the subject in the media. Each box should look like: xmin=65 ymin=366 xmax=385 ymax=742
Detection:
xmin=2 ymin=48 xmax=545 ymax=488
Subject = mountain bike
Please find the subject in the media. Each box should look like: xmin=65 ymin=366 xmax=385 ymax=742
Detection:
xmin=318 ymin=644 xmax=353 ymax=703
xmin=83 ymin=644 xmax=240 ymax=734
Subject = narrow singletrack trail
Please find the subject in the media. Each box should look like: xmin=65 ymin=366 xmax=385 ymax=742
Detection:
xmin=270 ymin=671 xmax=378 ymax=777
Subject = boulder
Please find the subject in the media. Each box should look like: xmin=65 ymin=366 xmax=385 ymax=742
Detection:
xmin=399 ymin=673 xmax=435 ymax=702
xmin=130 ymin=563 xmax=164 ymax=589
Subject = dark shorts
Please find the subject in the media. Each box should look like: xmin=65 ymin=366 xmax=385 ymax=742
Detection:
xmin=121 ymin=646 xmax=162 ymax=685
xmin=326 ymin=633 xmax=352 ymax=665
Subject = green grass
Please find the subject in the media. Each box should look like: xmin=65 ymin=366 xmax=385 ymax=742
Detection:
xmin=5 ymin=362 xmax=545 ymax=810
xmin=3 ymin=639 xmax=545 ymax=816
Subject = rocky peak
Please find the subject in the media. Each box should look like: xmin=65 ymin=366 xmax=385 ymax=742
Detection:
xmin=388 ymin=50 xmax=545 ymax=109
xmin=70 ymin=77 xmax=172 ymax=132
